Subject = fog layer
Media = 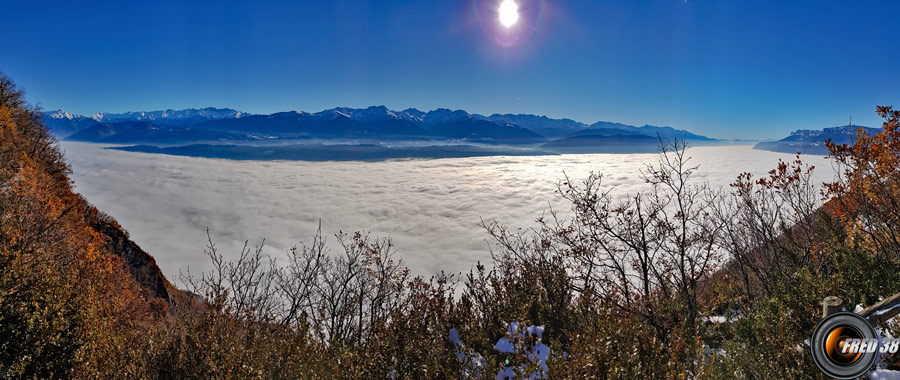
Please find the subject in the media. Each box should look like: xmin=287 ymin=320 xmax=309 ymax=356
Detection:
xmin=60 ymin=142 xmax=835 ymax=280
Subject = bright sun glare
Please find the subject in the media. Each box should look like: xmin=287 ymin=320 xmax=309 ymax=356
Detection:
xmin=498 ymin=0 xmax=519 ymax=28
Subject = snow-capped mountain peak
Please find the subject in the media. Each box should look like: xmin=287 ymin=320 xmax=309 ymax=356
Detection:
xmin=399 ymin=108 xmax=426 ymax=123
xmin=423 ymin=108 xmax=472 ymax=125
xmin=90 ymin=108 xmax=247 ymax=123
xmin=46 ymin=109 xmax=80 ymax=120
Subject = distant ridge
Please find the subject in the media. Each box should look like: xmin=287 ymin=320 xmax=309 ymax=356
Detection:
xmin=540 ymin=133 xmax=660 ymax=154
xmin=112 ymin=143 xmax=557 ymax=161
xmin=90 ymin=107 xmax=249 ymax=124
xmin=754 ymin=125 xmax=880 ymax=154
xmin=43 ymin=107 xmax=247 ymax=138
xmin=48 ymin=106 xmax=718 ymax=146
xmin=66 ymin=121 xmax=260 ymax=144
xmin=44 ymin=109 xmax=101 ymax=137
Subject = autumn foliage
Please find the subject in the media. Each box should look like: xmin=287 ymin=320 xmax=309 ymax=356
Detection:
xmin=4 ymin=69 xmax=900 ymax=379
xmin=0 ymin=73 xmax=167 ymax=378
xmin=826 ymin=106 xmax=900 ymax=253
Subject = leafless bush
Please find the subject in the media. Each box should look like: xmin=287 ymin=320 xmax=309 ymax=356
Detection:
xmin=502 ymin=139 xmax=724 ymax=333
xmin=181 ymin=225 xmax=409 ymax=346
xmin=713 ymin=155 xmax=822 ymax=297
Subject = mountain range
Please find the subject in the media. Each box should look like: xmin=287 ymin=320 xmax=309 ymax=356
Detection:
xmin=45 ymin=106 xmax=717 ymax=148
xmin=753 ymin=125 xmax=880 ymax=155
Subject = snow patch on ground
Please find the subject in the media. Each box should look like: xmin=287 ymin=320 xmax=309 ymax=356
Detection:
xmin=869 ymin=369 xmax=900 ymax=380
xmin=449 ymin=327 xmax=486 ymax=378
xmin=494 ymin=322 xmax=550 ymax=380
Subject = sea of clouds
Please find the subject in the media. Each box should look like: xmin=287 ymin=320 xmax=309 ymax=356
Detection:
xmin=59 ymin=142 xmax=836 ymax=282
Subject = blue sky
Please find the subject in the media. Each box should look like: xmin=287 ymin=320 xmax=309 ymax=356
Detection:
xmin=1 ymin=0 xmax=897 ymax=139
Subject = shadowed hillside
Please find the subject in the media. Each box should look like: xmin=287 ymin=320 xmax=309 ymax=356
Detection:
xmin=0 ymin=73 xmax=189 ymax=378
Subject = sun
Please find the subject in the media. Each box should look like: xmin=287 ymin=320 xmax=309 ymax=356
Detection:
xmin=498 ymin=0 xmax=519 ymax=28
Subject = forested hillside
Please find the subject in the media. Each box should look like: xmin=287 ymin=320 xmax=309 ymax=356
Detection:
xmin=4 ymin=70 xmax=900 ymax=379
xmin=0 ymin=73 xmax=185 ymax=377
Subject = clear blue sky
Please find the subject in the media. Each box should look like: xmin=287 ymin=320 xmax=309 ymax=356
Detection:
xmin=1 ymin=0 xmax=898 ymax=139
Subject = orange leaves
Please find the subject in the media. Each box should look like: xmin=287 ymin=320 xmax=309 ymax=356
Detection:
xmin=825 ymin=106 xmax=900 ymax=253
xmin=0 ymin=71 xmax=162 ymax=378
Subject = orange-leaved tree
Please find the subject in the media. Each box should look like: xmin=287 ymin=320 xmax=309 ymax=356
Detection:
xmin=0 ymin=72 xmax=159 ymax=379
xmin=826 ymin=106 xmax=900 ymax=256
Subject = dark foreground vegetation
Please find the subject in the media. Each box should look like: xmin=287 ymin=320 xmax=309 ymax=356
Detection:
xmin=4 ymin=71 xmax=900 ymax=379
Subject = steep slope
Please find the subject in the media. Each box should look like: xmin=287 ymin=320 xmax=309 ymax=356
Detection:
xmin=2 ymin=74 xmax=181 ymax=314
xmin=88 ymin=215 xmax=177 ymax=302
xmin=0 ymin=74 xmax=177 ymax=305
xmin=1 ymin=72 xmax=195 ymax=377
